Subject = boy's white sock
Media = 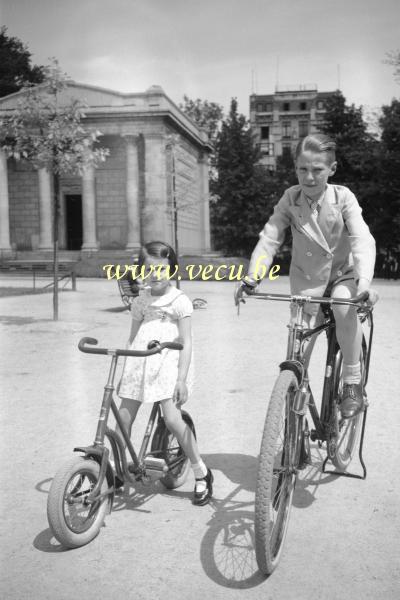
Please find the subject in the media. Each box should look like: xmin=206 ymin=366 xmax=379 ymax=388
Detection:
xmin=343 ymin=361 xmax=361 ymax=385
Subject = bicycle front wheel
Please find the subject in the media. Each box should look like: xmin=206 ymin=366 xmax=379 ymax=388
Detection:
xmin=330 ymin=337 xmax=367 ymax=471
xmin=255 ymin=370 xmax=299 ymax=576
xmin=47 ymin=457 xmax=110 ymax=549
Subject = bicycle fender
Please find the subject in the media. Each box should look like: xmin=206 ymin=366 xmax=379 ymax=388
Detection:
xmin=74 ymin=446 xmax=115 ymax=508
xmin=279 ymin=360 xmax=304 ymax=385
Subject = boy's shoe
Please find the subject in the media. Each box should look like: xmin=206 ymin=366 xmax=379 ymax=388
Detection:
xmin=193 ymin=468 xmax=213 ymax=506
xmin=340 ymin=383 xmax=364 ymax=419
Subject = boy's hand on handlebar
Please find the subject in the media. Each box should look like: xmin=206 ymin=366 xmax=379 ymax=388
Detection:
xmin=234 ymin=278 xmax=258 ymax=309
xmin=173 ymin=380 xmax=188 ymax=406
xmin=363 ymin=287 xmax=379 ymax=306
xmin=357 ymin=279 xmax=379 ymax=306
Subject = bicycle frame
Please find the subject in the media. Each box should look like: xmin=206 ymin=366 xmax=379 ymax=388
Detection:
xmin=73 ymin=337 xmax=185 ymax=504
xmin=250 ymin=291 xmax=374 ymax=477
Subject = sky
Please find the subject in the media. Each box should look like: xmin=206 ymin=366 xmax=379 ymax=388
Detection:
xmin=1 ymin=0 xmax=399 ymax=118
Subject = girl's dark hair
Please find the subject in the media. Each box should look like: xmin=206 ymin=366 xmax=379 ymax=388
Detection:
xmin=294 ymin=133 xmax=336 ymax=163
xmin=138 ymin=241 xmax=178 ymax=269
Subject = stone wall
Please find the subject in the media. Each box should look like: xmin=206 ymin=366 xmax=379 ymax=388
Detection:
xmin=95 ymin=136 xmax=126 ymax=249
xmin=8 ymin=160 xmax=39 ymax=250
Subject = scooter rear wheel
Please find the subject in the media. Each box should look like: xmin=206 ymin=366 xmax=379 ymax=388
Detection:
xmin=151 ymin=411 xmax=196 ymax=489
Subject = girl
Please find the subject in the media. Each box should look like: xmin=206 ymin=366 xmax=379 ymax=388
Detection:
xmin=117 ymin=241 xmax=213 ymax=505
xmin=237 ymin=133 xmax=378 ymax=419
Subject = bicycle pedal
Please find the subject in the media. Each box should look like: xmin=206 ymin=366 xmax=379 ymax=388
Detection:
xmin=143 ymin=457 xmax=168 ymax=473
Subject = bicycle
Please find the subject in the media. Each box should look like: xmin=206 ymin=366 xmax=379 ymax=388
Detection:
xmin=47 ymin=337 xmax=196 ymax=549
xmin=238 ymin=289 xmax=373 ymax=576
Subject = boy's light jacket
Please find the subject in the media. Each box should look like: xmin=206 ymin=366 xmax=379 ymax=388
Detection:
xmin=249 ymin=184 xmax=376 ymax=305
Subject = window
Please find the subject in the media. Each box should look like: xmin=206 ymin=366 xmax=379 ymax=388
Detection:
xmin=299 ymin=121 xmax=309 ymax=138
xmin=317 ymin=100 xmax=324 ymax=110
xmin=261 ymin=143 xmax=274 ymax=156
xmin=257 ymin=103 xmax=264 ymax=112
xmin=260 ymin=126 xmax=269 ymax=140
xmin=265 ymin=103 xmax=272 ymax=112
xmin=282 ymin=121 xmax=291 ymax=138
xmin=282 ymin=146 xmax=292 ymax=160
xmin=283 ymin=102 xmax=290 ymax=111
xmin=300 ymin=102 xmax=307 ymax=111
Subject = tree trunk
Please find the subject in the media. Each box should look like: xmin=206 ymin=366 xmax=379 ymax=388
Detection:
xmin=52 ymin=171 xmax=60 ymax=321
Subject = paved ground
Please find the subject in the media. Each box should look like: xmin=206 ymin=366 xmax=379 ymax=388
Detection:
xmin=0 ymin=275 xmax=399 ymax=600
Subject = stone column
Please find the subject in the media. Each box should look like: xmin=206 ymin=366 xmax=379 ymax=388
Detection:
xmin=199 ymin=153 xmax=211 ymax=251
xmin=123 ymin=135 xmax=141 ymax=251
xmin=143 ymin=134 xmax=168 ymax=243
xmin=81 ymin=164 xmax=99 ymax=251
xmin=37 ymin=167 xmax=53 ymax=250
xmin=0 ymin=149 xmax=12 ymax=256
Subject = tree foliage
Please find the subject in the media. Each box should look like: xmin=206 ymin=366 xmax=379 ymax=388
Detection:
xmin=0 ymin=61 xmax=108 ymax=173
xmin=318 ymin=91 xmax=376 ymax=191
xmin=0 ymin=27 xmax=44 ymax=97
xmin=376 ymin=99 xmax=400 ymax=251
xmin=210 ymin=98 xmax=277 ymax=256
xmin=179 ymin=95 xmax=224 ymax=143
xmin=317 ymin=89 xmax=400 ymax=265
xmin=0 ymin=60 xmax=109 ymax=319
xmin=317 ymin=90 xmax=381 ymax=242
xmin=384 ymin=50 xmax=400 ymax=84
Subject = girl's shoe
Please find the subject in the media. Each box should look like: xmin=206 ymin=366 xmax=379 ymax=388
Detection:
xmin=193 ymin=468 xmax=213 ymax=506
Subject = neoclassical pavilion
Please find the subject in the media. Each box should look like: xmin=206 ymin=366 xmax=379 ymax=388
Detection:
xmin=0 ymin=83 xmax=212 ymax=258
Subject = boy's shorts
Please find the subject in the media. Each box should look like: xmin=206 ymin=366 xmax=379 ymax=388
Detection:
xmin=290 ymin=277 xmax=357 ymax=325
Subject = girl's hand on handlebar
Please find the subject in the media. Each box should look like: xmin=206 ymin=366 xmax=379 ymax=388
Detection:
xmin=173 ymin=380 xmax=188 ymax=406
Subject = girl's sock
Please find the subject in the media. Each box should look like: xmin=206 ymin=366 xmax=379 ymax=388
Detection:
xmin=343 ymin=361 xmax=361 ymax=385
xmin=192 ymin=460 xmax=208 ymax=491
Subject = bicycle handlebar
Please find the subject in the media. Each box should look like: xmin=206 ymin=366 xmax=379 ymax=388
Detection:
xmin=250 ymin=290 xmax=370 ymax=307
xmin=78 ymin=337 xmax=183 ymax=357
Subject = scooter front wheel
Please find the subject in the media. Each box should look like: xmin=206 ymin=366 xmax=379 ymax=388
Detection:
xmin=47 ymin=456 xmax=111 ymax=549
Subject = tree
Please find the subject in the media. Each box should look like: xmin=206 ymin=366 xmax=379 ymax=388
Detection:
xmin=179 ymin=95 xmax=224 ymax=186
xmin=318 ymin=90 xmax=380 ymax=238
xmin=0 ymin=27 xmax=44 ymax=97
xmin=384 ymin=50 xmax=400 ymax=84
xmin=179 ymin=95 xmax=224 ymax=143
xmin=0 ymin=60 xmax=109 ymax=320
xmin=376 ymin=99 xmax=400 ymax=254
xmin=211 ymin=98 xmax=277 ymax=256
xmin=318 ymin=91 xmax=376 ymax=190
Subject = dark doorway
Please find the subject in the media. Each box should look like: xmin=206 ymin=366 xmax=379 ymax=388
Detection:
xmin=65 ymin=195 xmax=83 ymax=250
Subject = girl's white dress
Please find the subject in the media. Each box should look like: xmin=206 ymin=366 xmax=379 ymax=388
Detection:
xmin=118 ymin=285 xmax=193 ymax=403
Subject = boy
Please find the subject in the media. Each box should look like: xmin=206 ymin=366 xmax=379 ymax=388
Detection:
xmin=237 ymin=134 xmax=378 ymax=418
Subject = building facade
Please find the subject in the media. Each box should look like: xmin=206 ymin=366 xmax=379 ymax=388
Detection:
xmin=249 ymin=85 xmax=335 ymax=169
xmin=0 ymin=83 xmax=212 ymax=258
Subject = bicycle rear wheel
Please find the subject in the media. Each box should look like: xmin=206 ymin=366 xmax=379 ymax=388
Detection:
xmin=254 ymin=370 xmax=299 ymax=576
xmin=151 ymin=411 xmax=196 ymax=489
xmin=330 ymin=336 xmax=367 ymax=470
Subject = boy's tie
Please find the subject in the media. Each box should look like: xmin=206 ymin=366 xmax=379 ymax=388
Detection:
xmin=310 ymin=199 xmax=320 ymax=219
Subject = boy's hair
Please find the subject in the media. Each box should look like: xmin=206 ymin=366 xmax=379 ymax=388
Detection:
xmin=294 ymin=133 xmax=336 ymax=163
xmin=138 ymin=241 xmax=178 ymax=269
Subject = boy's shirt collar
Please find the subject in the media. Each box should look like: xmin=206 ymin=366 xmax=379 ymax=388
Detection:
xmin=303 ymin=188 xmax=326 ymax=217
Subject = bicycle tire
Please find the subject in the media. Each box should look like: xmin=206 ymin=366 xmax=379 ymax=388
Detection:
xmin=255 ymin=370 xmax=299 ymax=576
xmin=47 ymin=456 xmax=110 ymax=549
xmin=330 ymin=336 xmax=367 ymax=471
xmin=151 ymin=411 xmax=196 ymax=489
